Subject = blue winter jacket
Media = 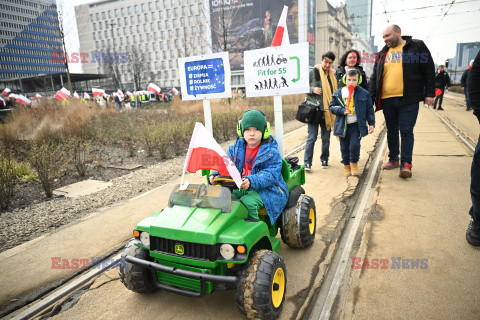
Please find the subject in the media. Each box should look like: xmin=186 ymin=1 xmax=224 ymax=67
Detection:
xmin=329 ymin=86 xmax=375 ymax=138
xmin=214 ymin=136 xmax=288 ymax=224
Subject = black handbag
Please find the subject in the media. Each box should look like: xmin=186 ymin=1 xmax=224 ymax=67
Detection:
xmin=296 ymin=99 xmax=319 ymax=124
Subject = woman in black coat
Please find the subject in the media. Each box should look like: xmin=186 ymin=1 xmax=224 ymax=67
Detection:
xmin=335 ymin=49 xmax=368 ymax=90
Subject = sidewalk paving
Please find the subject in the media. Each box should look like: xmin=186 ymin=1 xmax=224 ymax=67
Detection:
xmin=342 ymin=104 xmax=480 ymax=319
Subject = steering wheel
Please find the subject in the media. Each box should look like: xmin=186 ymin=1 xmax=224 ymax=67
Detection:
xmin=212 ymin=175 xmax=237 ymax=188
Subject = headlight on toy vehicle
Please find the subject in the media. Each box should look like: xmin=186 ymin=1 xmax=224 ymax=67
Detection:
xmin=140 ymin=232 xmax=150 ymax=247
xmin=220 ymin=244 xmax=235 ymax=260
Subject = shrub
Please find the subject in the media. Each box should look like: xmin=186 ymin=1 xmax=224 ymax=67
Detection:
xmin=0 ymin=151 xmax=19 ymax=210
xmin=28 ymin=140 xmax=66 ymax=197
xmin=64 ymin=136 xmax=91 ymax=177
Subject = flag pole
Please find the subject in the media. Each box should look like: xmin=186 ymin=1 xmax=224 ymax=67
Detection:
xmin=274 ymin=95 xmax=284 ymax=157
xmin=203 ymin=99 xmax=213 ymax=135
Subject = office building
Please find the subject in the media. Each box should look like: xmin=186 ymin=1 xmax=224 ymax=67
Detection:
xmin=0 ymin=0 xmax=65 ymax=80
xmin=345 ymin=0 xmax=372 ymax=42
xmin=455 ymin=42 xmax=479 ymax=69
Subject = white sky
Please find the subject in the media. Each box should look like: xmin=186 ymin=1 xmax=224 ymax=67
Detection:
xmin=59 ymin=0 xmax=480 ymax=73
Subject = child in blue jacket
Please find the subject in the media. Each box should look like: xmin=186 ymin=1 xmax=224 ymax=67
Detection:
xmin=209 ymin=110 xmax=288 ymax=224
xmin=329 ymin=68 xmax=375 ymax=176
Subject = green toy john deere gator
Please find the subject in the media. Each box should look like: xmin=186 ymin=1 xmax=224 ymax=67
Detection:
xmin=119 ymin=158 xmax=316 ymax=319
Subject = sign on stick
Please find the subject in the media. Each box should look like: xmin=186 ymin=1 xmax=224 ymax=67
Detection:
xmin=244 ymin=43 xmax=309 ymax=98
xmin=178 ymin=52 xmax=232 ymax=100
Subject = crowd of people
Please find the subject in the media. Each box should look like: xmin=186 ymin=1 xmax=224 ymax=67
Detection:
xmin=0 ymin=88 xmax=178 ymax=110
xmin=300 ymin=24 xmax=479 ymax=246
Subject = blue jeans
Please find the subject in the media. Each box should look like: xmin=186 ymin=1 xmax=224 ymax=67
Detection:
xmin=465 ymin=87 xmax=470 ymax=108
xmin=304 ymin=118 xmax=331 ymax=165
xmin=470 ymin=134 xmax=480 ymax=222
xmin=382 ymin=97 xmax=419 ymax=165
xmin=340 ymin=123 xmax=361 ymax=165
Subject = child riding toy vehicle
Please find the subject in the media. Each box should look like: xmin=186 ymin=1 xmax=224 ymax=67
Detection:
xmin=119 ymin=158 xmax=316 ymax=319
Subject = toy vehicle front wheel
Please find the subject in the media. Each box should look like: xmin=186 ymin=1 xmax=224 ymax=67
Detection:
xmin=119 ymin=240 xmax=156 ymax=293
xmin=236 ymin=250 xmax=287 ymax=320
xmin=281 ymin=194 xmax=316 ymax=248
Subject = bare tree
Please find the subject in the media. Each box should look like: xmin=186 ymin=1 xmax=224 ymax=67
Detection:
xmin=56 ymin=1 xmax=73 ymax=93
xmin=126 ymin=47 xmax=145 ymax=90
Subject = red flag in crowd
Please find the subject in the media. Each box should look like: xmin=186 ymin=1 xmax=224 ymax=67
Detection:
xmin=92 ymin=88 xmax=105 ymax=96
xmin=2 ymin=88 xmax=11 ymax=95
xmin=148 ymin=83 xmax=161 ymax=95
xmin=183 ymin=122 xmax=242 ymax=189
xmin=15 ymin=94 xmax=31 ymax=105
xmin=271 ymin=6 xmax=290 ymax=47
xmin=55 ymin=87 xmax=70 ymax=101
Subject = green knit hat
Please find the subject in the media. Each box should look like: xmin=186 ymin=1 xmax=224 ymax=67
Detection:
xmin=241 ymin=110 xmax=266 ymax=134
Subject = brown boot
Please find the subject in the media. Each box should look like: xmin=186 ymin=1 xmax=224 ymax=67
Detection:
xmin=351 ymin=163 xmax=359 ymax=176
xmin=344 ymin=165 xmax=351 ymax=176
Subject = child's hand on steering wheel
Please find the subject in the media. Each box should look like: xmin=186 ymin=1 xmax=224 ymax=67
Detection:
xmin=209 ymin=175 xmax=218 ymax=185
xmin=241 ymin=178 xmax=250 ymax=190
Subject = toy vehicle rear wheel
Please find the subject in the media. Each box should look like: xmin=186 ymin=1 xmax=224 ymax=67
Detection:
xmin=281 ymin=195 xmax=316 ymax=248
xmin=236 ymin=250 xmax=287 ymax=320
xmin=119 ymin=239 xmax=156 ymax=293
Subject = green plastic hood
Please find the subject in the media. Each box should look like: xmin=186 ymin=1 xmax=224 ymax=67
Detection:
xmin=147 ymin=203 xmax=245 ymax=244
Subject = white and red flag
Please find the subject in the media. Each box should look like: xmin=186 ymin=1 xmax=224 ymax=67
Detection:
xmin=73 ymin=91 xmax=80 ymax=99
xmin=117 ymin=89 xmax=124 ymax=101
xmin=54 ymin=87 xmax=70 ymax=101
xmin=147 ymin=83 xmax=161 ymax=95
xmin=271 ymin=6 xmax=290 ymax=47
xmin=35 ymin=93 xmax=42 ymax=99
xmin=125 ymin=91 xmax=133 ymax=98
xmin=171 ymin=87 xmax=179 ymax=95
xmin=92 ymin=88 xmax=105 ymax=96
xmin=84 ymin=92 xmax=91 ymax=99
xmin=2 ymin=88 xmax=11 ymax=95
xmin=183 ymin=122 xmax=242 ymax=189
xmin=15 ymin=94 xmax=31 ymax=105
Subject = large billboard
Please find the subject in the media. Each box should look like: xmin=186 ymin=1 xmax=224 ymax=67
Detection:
xmin=208 ymin=0 xmax=300 ymax=70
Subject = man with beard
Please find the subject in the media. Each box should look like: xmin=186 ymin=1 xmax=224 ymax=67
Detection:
xmin=369 ymin=24 xmax=435 ymax=179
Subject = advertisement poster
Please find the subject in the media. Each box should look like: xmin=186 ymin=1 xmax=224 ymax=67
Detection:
xmin=244 ymin=42 xmax=309 ymax=97
xmin=178 ymin=52 xmax=232 ymax=100
xmin=209 ymin=0 xmax=299 ymax=71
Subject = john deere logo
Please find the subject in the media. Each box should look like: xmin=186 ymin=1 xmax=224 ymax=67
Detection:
xmin=175 ymin=244 xmax=184 ymax=255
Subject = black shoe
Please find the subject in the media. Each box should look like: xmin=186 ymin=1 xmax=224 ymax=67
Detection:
xmin=466 ymin=219 xmax=480 ymax=246
xmin=321 ymin=160 xmax=329 ymax=169
xmin=304 ymin=163 xmax=311 ymax=171
xmin=437 ymin=107 xmax=444 ymax=111
xmin=433 ymin=106 xmax=436 ymax=110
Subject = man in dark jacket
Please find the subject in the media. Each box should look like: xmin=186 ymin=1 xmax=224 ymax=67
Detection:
xmin=369 ymin=24 xmax=435 ymax=179
xmin=433 ymin=65 xmax=451 ymax=110
xmin=466 ymin=51 xmax=480 ymax=246
xmin=461 ymin=60 xmax=474 ymax=111
xmin=303 ymin=51 xmax=338 ymax=170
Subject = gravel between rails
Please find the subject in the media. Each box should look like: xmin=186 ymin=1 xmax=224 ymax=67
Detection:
xmin=0 ymin=120 xmax=305 ymax=253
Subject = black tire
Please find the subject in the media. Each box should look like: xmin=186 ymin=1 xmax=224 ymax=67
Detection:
xmin=119 ymin=240 xmax=156 ymax=293
xmin=280 ymin=195 xmax=316 ymax=248
xmin=236 ymin=250 xmax=287 ymax=320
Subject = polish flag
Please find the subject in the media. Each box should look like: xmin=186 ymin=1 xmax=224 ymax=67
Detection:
xmin=92 ymin=88 xmax=105 ymax=96
xmin=183 ymin=122 xmax=242 ymax=189
xmin=2 ymin=88 xmax=11 ymax=95
xmin=55 ymin=87 xmax=70 ymax=101
xmin=271 ymin=6 xmax=290 ymax=47
xmin=35 ymin=93 xmax=42 ymax=99
xmin=117 ymin=89 xmax=124 ymax=101
xmin=126 ymin=91 xmax=133 ymax=97
xmin=15 ymin=94 xmax=31 ymax=105
xmin=171 ymin=87 xmax=179 ymax=95
xmin=73 ymin=91 xmax=80 ymax=99
xmin=84 ymin=92 xmax=91 ymax=99
xmin=148 ymin=83 xmax=161 ymax=94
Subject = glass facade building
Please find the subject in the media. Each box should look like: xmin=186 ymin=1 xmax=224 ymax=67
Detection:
xmin=0 ymin=0 xmax=65 ymax=80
